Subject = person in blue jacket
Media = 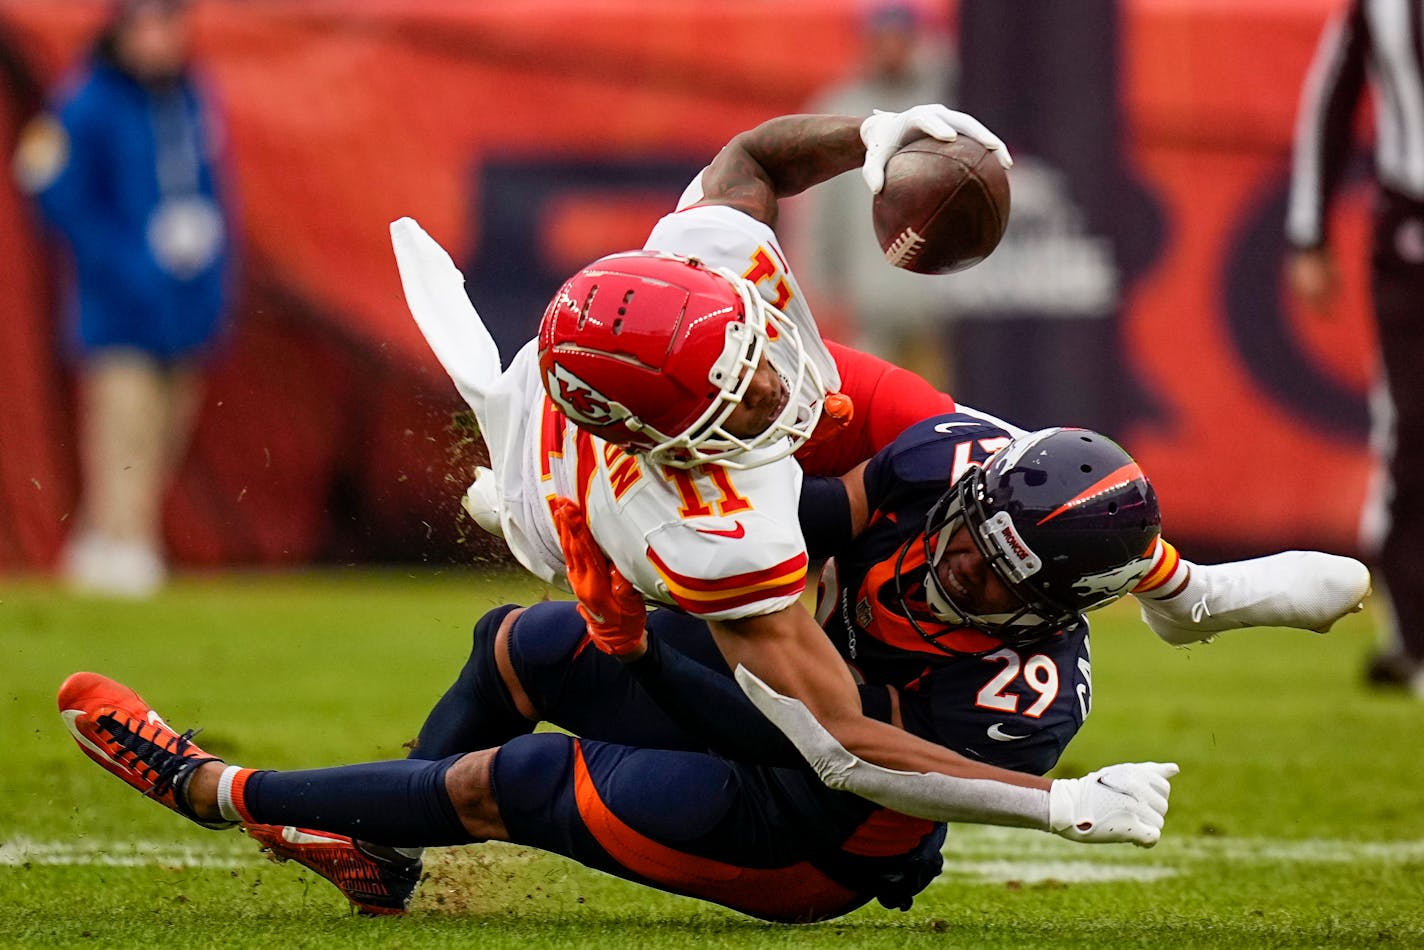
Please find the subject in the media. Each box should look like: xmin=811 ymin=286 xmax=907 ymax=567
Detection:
xmin=14 ymin=0 xmax=234 ymax=596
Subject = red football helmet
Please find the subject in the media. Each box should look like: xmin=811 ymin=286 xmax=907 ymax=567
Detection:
xmin=537 ymin=251 xmax=826 ymax=468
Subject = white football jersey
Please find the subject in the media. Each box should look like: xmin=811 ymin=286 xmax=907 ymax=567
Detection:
xmin=482 ymin=200 xmax=842 ymax=620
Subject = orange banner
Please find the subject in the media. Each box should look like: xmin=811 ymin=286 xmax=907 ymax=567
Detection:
xmin=1121 ymin=0 xmax=1374 ymax=553
xmin=0 ymin=0 xmax=1372 ymax=569
xmin=0 ymin=0 xmax=864 ymax=568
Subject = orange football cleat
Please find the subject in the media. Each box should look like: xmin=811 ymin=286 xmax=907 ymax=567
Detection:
xmin=244 ymin=824 xmax=423 ymax=916
xmin=57 ymin=671 xmax=234 ymax=829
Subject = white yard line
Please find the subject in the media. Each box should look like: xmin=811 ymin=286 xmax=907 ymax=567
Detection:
xmin=4 ymin=830 xmax=1423 ymax=887
xmin=0 ymin=837 xmax=254 ymax=869
xmin=932 ymin=825 xmax=1424 ymax=884
xmin=937 ymin=859 xmax=1179 ymax=884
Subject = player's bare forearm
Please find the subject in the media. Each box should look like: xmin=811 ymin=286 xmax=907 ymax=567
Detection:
xmin=709 ymin=606 xmax=1049 ymax=790
xmin=698 ymin=114 xmax=865 ymax=229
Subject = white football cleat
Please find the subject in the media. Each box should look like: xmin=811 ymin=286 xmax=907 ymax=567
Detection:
xmin=461 ymin=466 xmax=504 ymax=538
xmin=1139 ymin=551 xmax=1371 ymax=646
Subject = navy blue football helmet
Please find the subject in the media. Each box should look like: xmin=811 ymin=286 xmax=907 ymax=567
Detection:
xmin=897 ymin=427 xmax=1162 ymax=653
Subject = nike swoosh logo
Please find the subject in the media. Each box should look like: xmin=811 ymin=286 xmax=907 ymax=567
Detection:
xmin=61 ymin=708 xmax=117 ymax=763
xmin=1095 ymin=775 xmax=1129 ymax=796
xmin=987 ymin=722 xmax=1031 ymax=742
xmin=694 ymin=522 xmax=746 ymax=539
xmin=934 ymin=421 xmax=981 ymax=433
xmin=282 ymin=827 xmax=341 ymax=846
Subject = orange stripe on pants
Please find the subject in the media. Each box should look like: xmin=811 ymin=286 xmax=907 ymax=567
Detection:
xmin=571 ymin=742 xmax=861 ymax=922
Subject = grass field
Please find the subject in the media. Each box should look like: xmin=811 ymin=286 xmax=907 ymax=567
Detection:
xmin=4 ymin=567 xmax=1423 ymax=948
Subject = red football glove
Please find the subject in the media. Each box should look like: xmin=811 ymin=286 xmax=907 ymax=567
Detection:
xmin=551 ymin=497 xmax=648 ymax=657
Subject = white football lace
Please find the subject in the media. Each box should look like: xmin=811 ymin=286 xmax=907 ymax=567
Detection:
xmin=884 ymin=228 xmax=926 ymax=267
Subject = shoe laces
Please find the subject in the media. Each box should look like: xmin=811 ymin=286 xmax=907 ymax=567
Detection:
xmin=97 ymin=712 xmax=204 ymax=800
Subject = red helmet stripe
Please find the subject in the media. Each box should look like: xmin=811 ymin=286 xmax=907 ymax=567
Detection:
xmin=1036 ymin=462 xmax=1147 ymax=526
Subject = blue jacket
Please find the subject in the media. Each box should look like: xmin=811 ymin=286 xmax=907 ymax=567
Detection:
xmin=30 ymin=58 xmax=233 ymax=359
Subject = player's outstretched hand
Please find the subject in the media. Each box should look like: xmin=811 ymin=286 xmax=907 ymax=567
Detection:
xmin=461 ymin=466 xmax=503 ymax=538
xmin=1048 ymin=762 xmax=1179 ymax=848
xmin=551 ymin=497 xmax=648 ymax=658
xmin=860 ymin=104 xmax=1013 ymax=194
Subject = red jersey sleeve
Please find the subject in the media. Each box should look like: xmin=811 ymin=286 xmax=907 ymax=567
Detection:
xmin=794 ymin=340 xmax=956 ymax=477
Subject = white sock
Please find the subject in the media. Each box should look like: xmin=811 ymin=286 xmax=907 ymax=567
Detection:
xmin=216 ymin=764 xmax=245 ymax=823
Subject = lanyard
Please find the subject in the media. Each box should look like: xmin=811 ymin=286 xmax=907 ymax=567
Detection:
xmin=148 ymin=87 xmax=203 ymax=198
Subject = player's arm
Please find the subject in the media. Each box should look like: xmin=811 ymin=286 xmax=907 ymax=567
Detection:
xmin=798 ymin=462 xmax=869 ymax=559
xmin=712 ymin=605 xmax=1177 ymax=845
xmin=695 ymin=107 xmax=1010 ymax=229
xmin=552 ymin=499 xmax=803 ymax=764
xmin=1284 ymin=1 xmax=1369 ymax=312
xmin=556 ymin=498 xmax=1175 ymax=844
xmin=623 ymin=634 xmax=803 ymax=766
xmin=711 ymin=605 xmax=1038 ymax=786
xmin=696 ymin=114 xmax=863 ymax=227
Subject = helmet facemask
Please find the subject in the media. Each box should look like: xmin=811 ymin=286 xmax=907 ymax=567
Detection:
xmin=896 ymin=467 xmax=1086 ymax=655
xmin=896 ymin=426 xmax=1160 ymax=655
xmin=645 ymin=268 xmax=826 ymax=470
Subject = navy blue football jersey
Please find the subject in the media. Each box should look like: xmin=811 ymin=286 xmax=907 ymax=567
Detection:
xmin=818 ymin=412 xmax=1092 ymax=775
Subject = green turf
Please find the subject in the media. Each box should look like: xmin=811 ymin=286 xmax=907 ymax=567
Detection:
xmin=4 ymin=569 xmax=1422 ymax=948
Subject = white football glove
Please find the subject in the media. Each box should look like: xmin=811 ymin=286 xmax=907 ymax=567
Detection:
xmin=734 ymin=665 xmax=1049 ymax=827
xmin=461 ymin=466 xmax=503 ymax=538
xmin=860 ymin=104 xmax=1013 ymax=194
xmin=1048 ymin=762 xmax=1179 ymax=848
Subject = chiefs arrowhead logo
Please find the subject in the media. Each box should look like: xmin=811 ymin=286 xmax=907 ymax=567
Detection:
xmin=546 ymin=364 xmax=624 ymax=427
xmin=556 ymin=375 xmax=610 ymax=420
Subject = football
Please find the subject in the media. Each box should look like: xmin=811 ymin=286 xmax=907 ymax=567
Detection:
xmin=872 ymin=135 xmax=1011 ymax=274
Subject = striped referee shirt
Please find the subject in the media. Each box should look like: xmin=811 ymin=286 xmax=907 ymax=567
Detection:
xmin=1287 ymin=0 xmax=1424 ymax=248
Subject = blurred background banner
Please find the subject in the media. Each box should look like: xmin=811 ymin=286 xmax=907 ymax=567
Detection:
xmin=0 ymin=0 xmax=1374 ymax=570
xmin=953 ymin=0 xmax=1376 ymax=558
xmin=1119 ymin=0 xmax=1376 ymax=558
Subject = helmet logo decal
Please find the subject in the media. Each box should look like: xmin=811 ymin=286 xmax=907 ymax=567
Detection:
xmin=1037 ymin=462 xmax=1147 ymax=525
xmin=546 ymin=363 xmax=621 ymax=427
xmin=1072 ymin=558 xmax=1153 ymax=607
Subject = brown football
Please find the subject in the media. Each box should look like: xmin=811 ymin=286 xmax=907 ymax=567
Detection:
xmin=872 ymin=135 xmax=1011 ymax=274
